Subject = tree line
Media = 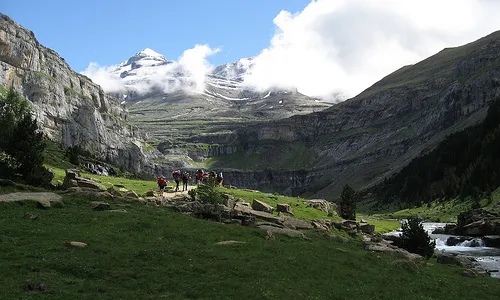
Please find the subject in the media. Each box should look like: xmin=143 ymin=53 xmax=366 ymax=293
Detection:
xmin=372 ymin=98 xmax=500 ymax=206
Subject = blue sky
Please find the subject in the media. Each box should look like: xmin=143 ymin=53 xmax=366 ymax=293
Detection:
xmin=2 ymin=0 xmax=500 ymax=99
xmin=1 ymin=0 xmax=310 ymax=71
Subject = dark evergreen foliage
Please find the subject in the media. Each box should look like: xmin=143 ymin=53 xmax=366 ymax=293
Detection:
xmin=373 ymin=98 xmax=500 ymax=205
xmin=0 ymin=88 xmax=52 ymax=186
xmin=66 ymin=146 xmax=81 ymax=165
xmin=339 ymin=184 xmax=357 ymax=220
xmin=401 ymin=216 xmax=436 ymax=258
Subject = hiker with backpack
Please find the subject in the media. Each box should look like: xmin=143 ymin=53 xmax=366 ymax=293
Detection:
xmin=215 ymin=171 xmax=223 ymax=187
xmin=195 ymin=169 xmax=204 ymax=185
xmin=157 ymin=176 xmax=167 ymax=193
xmin=182 ymin=171 xmax=191 ymax=191
xmin=172 ymin=170 xmax=182 ymax=192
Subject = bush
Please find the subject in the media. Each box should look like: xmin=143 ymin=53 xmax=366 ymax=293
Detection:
xmin=196 ymin=180 xmax=223 ymax=205
xmin=400 ymin=216 xmax=436 ymax=259
xmin=0 ymin=88 xmax=53 ymax=186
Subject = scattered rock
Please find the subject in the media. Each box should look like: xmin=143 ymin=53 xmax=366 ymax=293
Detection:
xmin=36 ymin=199 xmax=51 ymax=209
xmin=90 ymin=201 xmax=110 ymax=211
xmin=311 ymin=221 xmax=328 ymax=231
xmin=359 ymin=223 xmax=375 ymax=234
xmin=282 ymin=216 xmax=313 ymax=230
xmin=432 ymin=227 xmax=445 ymax=234
xmin=76 ymin=178 xmax=107 ymax=191
xmin=0 ymin=193 xmax=63 ymax=207
xmin=222 ymin=194 xmax=235 ymax=209
xmin=277 ymin=203 xmax=293 ymax=215
xmin=436 ymin=253 xmax=475 ymax=268
xmin=107 ymin=187 xmax=122 ymax=197
xmin=306 ymin=199 xmax=334 ymax=213
xmin=461 ymin=269 xmax=478 ymax=278
xmin=65 ymin=169 xmax=79 ymax=180
xmin=252 ymin=199 xmax=274 ymax=214
xmin=214 ymin=240 xmax=247 ymax=245
xmin=257 ymin=225 xmax=305 ymax=238
xmin=233 ymin=201 xmax=251 ymax=213
xmin=145 ymin=190 xmax=156 ymax=197
xmin=123 ymin=190 xmax=139 ymax=199
xmin=256 ymin=221 xmax=284 ymax=228
xmin=265 ymin=230 xmax=275 ymax=241
xmin=64 ymin=241 xmax=88 ymax=248
xmin=24 ymin=280 xmax=46 ymax=292
xmin=24 ymin=213 xmax=38 ymax=220
xmin=108 ymin=209 xmax=128 ymax=213
xmin=49 ymin=199 xmax=64 ymax=208
xmin=246 ymin=209 xmax=282 ymax=225
xmin=222 ymin=219 xmax=242 ymax=225
xmin=484 ymin=235 xmax=500 ymax=248
xmin=365 ymin=244 xmax=423 ymax=261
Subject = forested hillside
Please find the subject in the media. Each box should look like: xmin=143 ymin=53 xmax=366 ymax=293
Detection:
xmin=373 ymin=98 xmax=500 ymax=205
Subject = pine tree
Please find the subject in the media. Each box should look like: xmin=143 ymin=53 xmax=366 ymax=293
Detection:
xmin=0 ymin=88 xmax=52 ymax=186
xmin=339 ymin=184 xmax=357 ymax=220
xmin=401 ymin=216 xmax=436 ymax=259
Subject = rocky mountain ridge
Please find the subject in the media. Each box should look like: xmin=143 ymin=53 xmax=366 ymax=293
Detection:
xmin=207 ymin=30 xmax=500 ymax=199
xmin=0 ymin=13 xmax=154 ymax=173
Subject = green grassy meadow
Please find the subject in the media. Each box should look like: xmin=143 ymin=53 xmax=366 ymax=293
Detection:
xmin=2 ymin=195 xmax=500 ymax=300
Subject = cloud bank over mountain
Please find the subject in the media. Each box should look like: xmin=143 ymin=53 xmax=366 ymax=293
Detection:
xmin=82 ymin=45 xmax=219 ymax=95
xmin=82 ymin=0 xmax=500 ymax=101
xmin=243 ymin=0 xmax=500 ymax=100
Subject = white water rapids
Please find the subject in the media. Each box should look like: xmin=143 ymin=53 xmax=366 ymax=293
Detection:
xmin=388 ymin=222 xmax=500 ymax=278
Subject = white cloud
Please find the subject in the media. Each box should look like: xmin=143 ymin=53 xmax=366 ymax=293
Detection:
xmin=82 ymin=44 xmax=219 ymax=95
xmin=243 ymin=0 xmax=500 ymax=101
xmin=81 ymin=62 xmax=125 ymax=93
xmin=179 ymin=45 xmax=220 ymax=94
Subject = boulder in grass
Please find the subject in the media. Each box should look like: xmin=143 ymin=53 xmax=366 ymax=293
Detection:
xmin=277 ymin=203 xmax=293 ymax=215
xmin=252 ymin=199 xmax=274 ymax=214
xmin=64 ymin=241 xmax=88 ymax=248
xmin=90 ymin=201 xmax=110 ymax=211
xmin=36 ymin=199 xmax=51 ymax=209
xmin=123 ymin=190 xmax=139 ymax=199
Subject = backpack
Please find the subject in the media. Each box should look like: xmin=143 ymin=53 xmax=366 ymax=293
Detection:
xmin=173 ymin=170 xmax=180 ymax=175
xmin=216 ymin=172 xmax=223 ymax=180
xmin=182 ymin=172 xmax=190 ymax=180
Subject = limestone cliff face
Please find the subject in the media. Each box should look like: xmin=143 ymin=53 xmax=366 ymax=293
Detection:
xmin=0 ymin=14 xmax=153 ymax=172
xmin=211 ymin=31 xmax=500 ymax=199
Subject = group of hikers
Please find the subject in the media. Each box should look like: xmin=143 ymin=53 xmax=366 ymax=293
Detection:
xmin=156 ymin=169 xmax=224 ymax=193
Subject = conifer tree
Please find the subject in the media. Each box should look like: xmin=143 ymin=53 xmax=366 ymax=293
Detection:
xmin=339 ymin=184 xmax=357 ymax=220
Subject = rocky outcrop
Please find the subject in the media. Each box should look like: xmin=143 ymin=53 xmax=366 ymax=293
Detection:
xmin=307 ymin=199 xmax=334 ymax=213
xmin=0 ymin=14 xmax=155 ymax=173
xmin=456 ymin=209 xmax=500 ymax=236
xmin=62 ymin=169 xmax=106 ymax=191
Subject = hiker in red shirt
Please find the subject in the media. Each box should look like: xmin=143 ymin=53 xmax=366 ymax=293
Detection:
xmin=157 ymin=176 xmax=167 ymax=193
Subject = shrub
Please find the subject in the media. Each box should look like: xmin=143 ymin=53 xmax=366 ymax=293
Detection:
xmin=196 ymin=180 xmax=223 ymax=205
xmin=400 ymin=216 xmax=436 ymax=259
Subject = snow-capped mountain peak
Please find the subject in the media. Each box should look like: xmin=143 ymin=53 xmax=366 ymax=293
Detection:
xmin=139 ymin=48 xmax=165 ymax=59
xmin=212 ymin=57 xmax=255 ymax=82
